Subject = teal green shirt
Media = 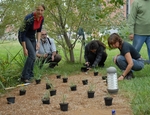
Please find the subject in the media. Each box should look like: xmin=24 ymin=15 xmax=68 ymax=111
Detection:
xmin=128 ymin=0 xmax=150 ymax=35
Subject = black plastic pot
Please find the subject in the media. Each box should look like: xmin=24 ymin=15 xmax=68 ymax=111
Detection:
xmin=87 ymin=91 xmax=95 ymax=98
xmin=35 ymin=79 xmax=41 ymax=84
xmin=19 ymin=90 xmax=26 ymax=96
xmin=70 ymin=85 xmax=77 ymax=91
xmin=7 ymin=97 xmax=15 ymax=104
xmin=59 ymin=103 xmax=69 ymax=111
xmin=62 ymin=78 xmax=68 ymax=83
xmin=46 ymin=83 xmax=51 ymax=89
xmin=82 ymin=79 xmax=88 ymax=85
xmin=42 ymin=99 xmax=50 ymax=104
xmin=56 ymin=75 xmax=61 ymax=79
xmin=50 ymin=89 xmax=57 ymax=96
xmin=94 ymin=72 xmax=98 ymax=76
xmin=81 ymin=67 xmax=89 ymax=72
xmin=102 ymin=76 xmax=107 ymax=80
xmin=104 ymin=97 xmax=113 ymax=106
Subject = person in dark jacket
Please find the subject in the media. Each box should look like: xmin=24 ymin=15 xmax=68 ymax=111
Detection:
xmin=84 ymin=40 xmax=107 ymax=68
xmin=18 ymin=4 xmax=45 ymax=83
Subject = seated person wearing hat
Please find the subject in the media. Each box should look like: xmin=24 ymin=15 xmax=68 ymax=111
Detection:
xmin=36 ymin=29 xmax=61 ymax=68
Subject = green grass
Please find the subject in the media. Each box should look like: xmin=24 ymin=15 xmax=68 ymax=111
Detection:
xmin=0 ymin=40 xmax=150 ymax=115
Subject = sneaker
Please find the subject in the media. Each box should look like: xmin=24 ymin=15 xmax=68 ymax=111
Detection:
xmin=143 ymin=60 xmax=150 ymax=65
xmin=49 ymin=62 xmax=58 ymax=68
xmin=124 ymin=71 xmax=134 ymax=80
xmin=49 ymin=64 xmax=56 ymax=68
xmin=24 ymin=80 xmax=31 ymax=83
xmin=20 ymin=78 xmax=31 ymax=83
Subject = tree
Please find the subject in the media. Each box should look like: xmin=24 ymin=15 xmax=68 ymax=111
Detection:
xmin=0 ymin=0 xmax=125 ymax=62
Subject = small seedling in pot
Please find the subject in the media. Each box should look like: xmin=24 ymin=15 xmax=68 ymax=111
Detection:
xmin=59 ymin=94 xmax=69 ymax=111
xmin=42 ymin=90 xmax=50 ymax=104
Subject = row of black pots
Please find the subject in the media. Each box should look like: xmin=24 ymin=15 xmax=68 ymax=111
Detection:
xmin=7 ymin=90 xmax=56 ymax=104
xmin=35 ymin=74 xmax=61 ymax=84
xmin=47 ymin=74 xmax=100 ymax=87
xmin=87 ymin=92 xmax=113 ymax=106
xmin=59 ymin=97 xmax=113 ymax=111
xmin=36 ymin=78 xmax=88 ymax=85
xmin=42 ymin=102 xmax=69 ymax=111
xmin=35 ymin=75 xmax=61 ymax=85
xmin=42 ymin=93 xmax=112 ymax=111
xmin=61 ymin=76 xmax=106 ymax=84
xmin=81 ymin=67 xmax=99 ymax=76
xmin=58 ymin=96 xmax=113 ymax=111
xmin=60 ymin=77 xmax=88 ymax=85
xmin=56 ymin=72 xmax=107 ymax=81
xmin=7 ymin=89 xmax=27 ymax=104
xmin=82 ymin=76 xmax=107 ymax=85
xmin=7 ymin=95 xmax=113 ymax=107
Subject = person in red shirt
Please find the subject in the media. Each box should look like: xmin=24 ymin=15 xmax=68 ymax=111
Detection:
xmin=18 ymin=4 xmax=45 ymax=83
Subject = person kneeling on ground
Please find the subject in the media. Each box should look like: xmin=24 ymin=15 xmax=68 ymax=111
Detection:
xmin=36 ymin=30 xmax=61 ymax=68
xmin=84 ymin=40 xmax=107 ymax=68
xmin=108 ymin=33 xmax=144 ymax=80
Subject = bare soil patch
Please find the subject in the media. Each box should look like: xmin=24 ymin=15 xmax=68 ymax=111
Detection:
xmin=0 ymin=71 xmax=133 ymax=115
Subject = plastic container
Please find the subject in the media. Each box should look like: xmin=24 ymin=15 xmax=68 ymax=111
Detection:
xmin=107 ymin=67 xmax=118 ymax=94
xmin=112 ymin=109 xmax=116 ymax=115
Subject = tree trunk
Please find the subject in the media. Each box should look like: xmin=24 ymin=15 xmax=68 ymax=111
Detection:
xmin=63 ymin=31 xmax=75 ymax=62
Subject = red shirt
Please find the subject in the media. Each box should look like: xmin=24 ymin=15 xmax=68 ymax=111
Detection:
xmin=33 ymin=12 xmax=43 ymax=30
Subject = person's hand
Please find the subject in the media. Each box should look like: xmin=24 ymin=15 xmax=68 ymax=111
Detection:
xmin=85 ymin=62 xmax=89 ymax=66
xmin=51 ymin=55 xmax=54 ymax=61
xmin=129 ymin=34 xmax=134 ymax=40
xmin=118 ymin=75 xmax=124 ymax=81
xmin=44 ymin=54 xmax=48 ymax=58
xmin=23 ymin=48 xmax=28 ymax=56
xmin=36 ymin=42 xmax=40 ymax=50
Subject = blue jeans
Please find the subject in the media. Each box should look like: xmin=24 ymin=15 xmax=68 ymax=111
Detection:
xmin=133 ymin=34 xmax=150 ymax=60
xmin=115 ymin=55 xmax=144 ymax=71
xmin=19 ymin=37 xmax=36 ymax=80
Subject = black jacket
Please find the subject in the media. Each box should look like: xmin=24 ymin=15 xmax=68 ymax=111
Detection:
xmin=84 ymin=40 xmax=106 ymax=67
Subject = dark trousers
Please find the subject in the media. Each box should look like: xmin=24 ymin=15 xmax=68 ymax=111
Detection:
xmin=87 ymin=52 xmax=107 ymax=66
xmin=37 ymin=54 xmax=61 ymax=68
xmin=19 ymin=37 xmax=36 ymax=80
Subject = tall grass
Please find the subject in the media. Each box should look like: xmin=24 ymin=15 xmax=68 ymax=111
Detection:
xmin=0 ymin=41 xmax=25 ymax=89
xmin=0 ymin=40 xmax=150 ymax=114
